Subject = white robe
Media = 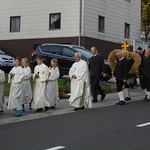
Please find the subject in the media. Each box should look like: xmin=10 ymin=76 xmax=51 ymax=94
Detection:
xmin=32 ymin=63 xmax=50 ymax=109
xmin=21 ymin=66 xmax=32 ymax=104
xmin=0 ymin=69 xmax=5 ymax=111
xmin=8 ymin=66 xmax=24 ymax=110
xmin=69 ymin=59 xmax=92 ymax=108
xmin=46 ymin=67 xmax=60 ymax=106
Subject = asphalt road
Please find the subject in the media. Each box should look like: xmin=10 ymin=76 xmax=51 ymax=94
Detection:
xmin=1 ymin=100 xmax=150 ymax=150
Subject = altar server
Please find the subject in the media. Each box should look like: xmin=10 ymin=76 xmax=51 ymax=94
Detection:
xmin=0 ymin=68 xmax=5 ymax=113
xmin=46 ymin=58 xmax=60 ymax=109
xmin=8 ymin=57 xmax=24 ymax=116
xmin=32 ymin=55 xmax=50 ymax=112
xmin=21 ymin=58 xmax=32 ymax=111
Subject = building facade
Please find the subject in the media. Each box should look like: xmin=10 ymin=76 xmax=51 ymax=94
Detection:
xmin=0 ymin=0 xmax=141 ymax=59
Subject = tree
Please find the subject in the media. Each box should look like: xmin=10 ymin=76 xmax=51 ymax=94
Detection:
xmin=141 ymin=0 xmax=150 ymax=42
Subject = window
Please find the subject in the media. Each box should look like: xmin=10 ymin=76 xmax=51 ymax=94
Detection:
xmin=49 ymin=13 xmax=61 ymax=30
xmin=124 ymin=23 xmax=130 ymax=38
xmin=40 ymin=46 xmax=62 ymax=55
xmin=98 ymin=16 xmax=105 ymax=32
xmin=10 ymin=16 xmax=21 ymax=32
xmin=62 ymin=47 xmax=75 ymax=57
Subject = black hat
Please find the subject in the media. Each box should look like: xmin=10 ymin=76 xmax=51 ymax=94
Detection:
xmin=137 ymin=47 xmax=142 ymax=50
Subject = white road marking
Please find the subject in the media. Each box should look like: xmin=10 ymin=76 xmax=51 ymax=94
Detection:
xmin=45 ymin=146 xmax=65 ymax=150
xmin=136 ymin=122 xmax=150 ymax=127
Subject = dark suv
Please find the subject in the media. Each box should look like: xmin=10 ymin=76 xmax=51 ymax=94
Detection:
xmin=31 ymin=43 xmax=111 ymax=80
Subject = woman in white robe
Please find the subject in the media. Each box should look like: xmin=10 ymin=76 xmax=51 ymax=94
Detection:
xmin=0 ymin=69 xmax=5 ymax=113
xmin=21 ymin=58 xmax=32 ymax=111
xmin=32 ymin=55 xmax=50 ymax=112
xmin=46 ymin=58 xmax=60 ymax=109
xmin=8 ymin=57 xmax=24 ymax=116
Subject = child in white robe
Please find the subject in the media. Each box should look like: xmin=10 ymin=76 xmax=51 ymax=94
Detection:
xmin=21 ymin=58 xmax=32 ymax=111
xmin=46 ymin=58 xmax=60 ymax=109
xmin=0 ymin=68 xmax=5 ymax=113
xmin=32 ymin=55 xmax=50 ymax=112
xmin=8 ymin=57 xmax=24 ymax=116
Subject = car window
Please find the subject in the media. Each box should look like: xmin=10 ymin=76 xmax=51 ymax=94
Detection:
xmin=40 ymin=46 xmax=51 ymax=53
xmin=73 ymin=48 xmax=92 ymax=59
xmin=40 ymin=46 xmax=62 ymax=55
xmin=50 ymin=46 xmax=62 ymax=54
xmin=62 ymin=47 xmax=75 ymax=57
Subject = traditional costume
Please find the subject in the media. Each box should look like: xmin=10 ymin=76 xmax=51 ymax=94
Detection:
xmin=108 ymin=49 xmax=141 ymax=104
xmin=32 ymin=63 xmax=50 ymax=110
xmin=140 ymin=55 xmax=150 ymax=101
xmin=0 ymin=69 xmax=5 ymax=113
xmin=69 ymin=59 xmax=92 ymax=109
xmin=46 ymin=67 xmax=60 ymax=108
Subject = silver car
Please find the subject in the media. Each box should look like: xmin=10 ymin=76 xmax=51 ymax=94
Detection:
xmin=0 ymin=50 xmax=15 ymax=72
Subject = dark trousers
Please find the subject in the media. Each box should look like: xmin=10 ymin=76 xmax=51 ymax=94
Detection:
xmin=140 ymin=77 xmax=150 ymax=91
xmin=91 ymin=76 xmax=104 ymax=100
xmin=116 ymin=80 xmax=124 ymax=92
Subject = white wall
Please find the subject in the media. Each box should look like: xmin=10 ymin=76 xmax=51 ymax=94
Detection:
xmin=0 ymin=0 xmax=141 ymax=46
xmin=0 ymin=0 xmax=80 ymax=40
xmin=83 ymin=0 xmax=141 ymax=46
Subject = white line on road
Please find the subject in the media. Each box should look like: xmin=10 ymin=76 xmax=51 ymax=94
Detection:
xmin=45 ymin=146 xmax=65 ymax=150
xmin=136 ymin=122 xmax=150 ymax=127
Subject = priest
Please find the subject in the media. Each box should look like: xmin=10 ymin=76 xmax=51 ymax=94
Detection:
xmin=69 ymin=53 xmax=92 ymax=111
xmin=32 ymin=55 xmax=50 ymax=112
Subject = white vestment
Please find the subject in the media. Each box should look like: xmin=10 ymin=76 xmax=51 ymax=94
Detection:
xmin=8 ymin=66 xmax=24 ymax=110
xmin=21 ymin=66 xmax=32 ymax=104
xmin=69 ymin=59 xmax=92 ymax=108
xmin=0 ymin=69 xmax=5 ymax=111
xmin=32 ymin=63 xmax=50 ymax=109
xmin=46 ymin=67 xmax=60 ymax=106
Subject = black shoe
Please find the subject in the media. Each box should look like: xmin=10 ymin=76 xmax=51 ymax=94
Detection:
xmin=92 ymin=99 xmax=98 ymax=102
xmin=144 ymin=95 xmax=148 ymax=101
xmin=29 ymin=102 xmax=32 ymax=110
xmin=80 ymin=106 xmax=85 ymax=110
xmin=50 ymin=106 xmax=55 ymax=109
xmin=22 ymin=108 xmax=25 ymax=112
xmin=0 ymin=107 xmax=3 ymax=113
xmin=119 ymin=100 xmax=125 ymax=105
xmin=125 ymin=97 xmax=131 ymax=101
xmin=74 ymin=107 xmax=80 ymax=111
xmin=45 ymin=106 xmax=50 ymax=111
xmin=35 ymin=108 xmax=43 ymax=112
xmin=144 ymin=97 xmax=150 ymax=102
xmin=22 ymin=104 xmax=25 ymax=112
xmin=116 ymin=101 xmax=125 ymax=105
xmin=116 ymin=101 xmax=121 ymax=105
xmin=101 ymin=93 xmax=106 ymax=101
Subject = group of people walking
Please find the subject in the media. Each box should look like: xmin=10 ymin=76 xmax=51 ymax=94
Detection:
xmin=0 ymin=56 xmax=60 ymax=116
xmin=0 ymin=46 xmax=149 ymax=116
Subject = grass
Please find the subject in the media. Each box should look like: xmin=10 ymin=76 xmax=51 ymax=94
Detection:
xmin=4 ymin=74 xmax=68 ymax=97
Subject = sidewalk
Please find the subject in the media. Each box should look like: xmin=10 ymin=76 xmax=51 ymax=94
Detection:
xmin=0 ymin=80 xmax=145 ymax=125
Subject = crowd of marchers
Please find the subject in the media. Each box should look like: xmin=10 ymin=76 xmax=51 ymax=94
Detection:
xmin=0 ymin=46 xmax=149 ymax=116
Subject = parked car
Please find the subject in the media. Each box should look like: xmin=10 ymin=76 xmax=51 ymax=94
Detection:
xmin=31 ymin=44 xmax=111 ymax=81
xmin=0 ymin=50 xmax=15 ymax=73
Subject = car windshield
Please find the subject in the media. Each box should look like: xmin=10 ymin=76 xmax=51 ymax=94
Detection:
xmin=73 ymin=48 xmax=92 ymax=59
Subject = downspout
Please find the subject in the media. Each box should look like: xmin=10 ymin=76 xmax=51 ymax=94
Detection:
xmin=78 ymin=0 xmax=82 ymax=46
